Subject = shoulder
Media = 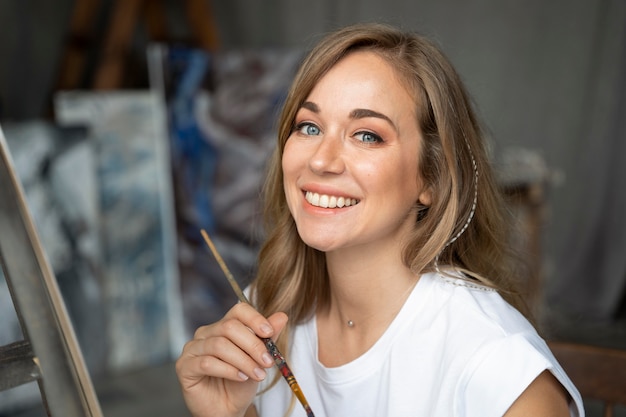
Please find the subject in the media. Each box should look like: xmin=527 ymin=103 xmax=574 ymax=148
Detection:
xmin=503 ymin=370 xmax=572 ymax=417
xmin=420 ymin=272 xmax=584 ymax=416
xmin=422 ymin=271 xmax=533 ymax=337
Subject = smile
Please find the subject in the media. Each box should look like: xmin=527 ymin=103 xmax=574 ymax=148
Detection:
xmin=305 ymin=191 xmax=360 ymax=208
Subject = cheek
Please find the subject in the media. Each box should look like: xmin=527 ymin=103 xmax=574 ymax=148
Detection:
xmin=281 ymin=139 xmax=298 ymax=181
xmin=281 ymin=140 xmax=303 ymax=205
xmin=396 ymin=155 xmax=422 ymax=202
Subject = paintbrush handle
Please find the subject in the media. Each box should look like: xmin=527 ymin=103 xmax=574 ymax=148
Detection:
xmin=262 ymin=337 xmax=315 ymax=417
xmin=200 ymin=230 xmax=315 ymax=416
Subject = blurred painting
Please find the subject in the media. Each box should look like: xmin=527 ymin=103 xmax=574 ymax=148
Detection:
xmin=149 ymin=45 xmax=302 ymax=331
xmin=55 ymin=92 xmax=184 ymax=371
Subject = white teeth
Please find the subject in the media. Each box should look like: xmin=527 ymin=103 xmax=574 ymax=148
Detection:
xmin=305 ymin=191 xmax=358 ymax=208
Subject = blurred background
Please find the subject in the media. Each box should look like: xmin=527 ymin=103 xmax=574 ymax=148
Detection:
xmin=0 ymin=0 xmax=625 ymax=415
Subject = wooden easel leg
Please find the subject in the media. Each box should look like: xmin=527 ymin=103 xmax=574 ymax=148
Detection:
xmin=56 ymin=0 xmax=103 ymax=90
xmin=93 ymin=0 xmax=144 ymax=89
xmin=184 ymin=0 xmax=219 ymax=51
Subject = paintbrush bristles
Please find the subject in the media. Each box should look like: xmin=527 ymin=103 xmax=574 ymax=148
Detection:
xmin=200 ymin=229 xmax=249 ymax=304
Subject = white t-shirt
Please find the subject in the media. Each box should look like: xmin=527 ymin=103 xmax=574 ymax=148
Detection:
xmin=253 ymin=272 xmax=584 ymax=417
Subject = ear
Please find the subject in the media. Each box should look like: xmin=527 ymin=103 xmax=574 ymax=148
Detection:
xmin=417 ymin=187 xmax=432 ymax=207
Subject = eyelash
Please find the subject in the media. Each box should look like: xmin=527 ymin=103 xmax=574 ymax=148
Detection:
xmin=293 ymin=122 xmax=384 ymax=144
xmin=294 ymin=122 xmax=320 ymax=136
xmin=355 ymin=131 xmax=383 ymax=144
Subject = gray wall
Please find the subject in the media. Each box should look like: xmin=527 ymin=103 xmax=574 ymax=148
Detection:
xmin=2 ymin=0 xmax=625 ymax=322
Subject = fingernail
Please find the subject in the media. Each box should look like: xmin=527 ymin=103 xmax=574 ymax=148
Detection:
xmin=238 ymin=371 xmax=249 ymax=381
xmin=262 ymin=352 xmax=273 ymax=366
xmin=260 ymin=323 xmax=273 ymax=335
xmin=254 ymin=367 xmax=266 ymax=380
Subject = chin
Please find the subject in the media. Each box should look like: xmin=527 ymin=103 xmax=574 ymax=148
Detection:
xmin=300 ymin=239 xmax=331 ymax=253
xmin=297 ymin=233 xmax=337 ymax=253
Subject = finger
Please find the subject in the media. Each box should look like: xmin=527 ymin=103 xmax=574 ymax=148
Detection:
xmin=229 ymin=302 xmax=278 ymax=339
xmin=205 ymin=335 xmax=272 ymax=381
xmin=176 ymin=353 xmax=250 ymax=385
xmin=192 ymin=323 xmax=213 ymax=340
xmin=267 ymin=312 xmax=289 ymax=340
xmin=194 ymin=303 xmax=275 ymax=340
xmin=180 ymin=335 xmax=269 ymax=382
xmin=185 ymin=320 xmax=274 ymax=376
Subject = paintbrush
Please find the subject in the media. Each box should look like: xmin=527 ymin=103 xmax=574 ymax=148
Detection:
xmin=200 ymin=229 xmax=316 ymax=417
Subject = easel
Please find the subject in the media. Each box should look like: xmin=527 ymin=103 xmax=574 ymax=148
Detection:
xmin=56 ymin=0 xmax=219 ymax=91
xmin=0 ymin=126 xmax=102 ymax=415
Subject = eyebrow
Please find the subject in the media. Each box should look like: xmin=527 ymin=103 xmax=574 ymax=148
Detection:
xmin=300 ymin=101 xmax=398 ymax=133
xmin=301 ymin=101 xmax=320 ymax=113
xmin=350 ymin=108 xmax=395 ymax=128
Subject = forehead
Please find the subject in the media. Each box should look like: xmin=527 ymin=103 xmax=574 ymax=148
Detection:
xmin=305 ymin=51 xmax=416 ymax=117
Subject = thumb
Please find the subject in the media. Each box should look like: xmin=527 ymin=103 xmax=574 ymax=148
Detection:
xmin=267 ymin=311 xmax=288 ymax=340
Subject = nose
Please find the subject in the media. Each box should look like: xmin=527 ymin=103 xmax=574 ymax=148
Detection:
xmin=308 ymin=133 xmax=345 ymax=175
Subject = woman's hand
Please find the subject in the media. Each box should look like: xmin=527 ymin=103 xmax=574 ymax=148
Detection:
xmin=176 ymin=302 xmax=288 ymax=417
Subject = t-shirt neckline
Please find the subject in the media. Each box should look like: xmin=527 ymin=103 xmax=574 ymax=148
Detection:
xmin=305 ymin=272 xmax=437 ymax=385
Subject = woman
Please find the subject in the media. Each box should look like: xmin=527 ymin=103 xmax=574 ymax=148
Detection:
xmin=176 ymin=23 xmax=584 ymax=416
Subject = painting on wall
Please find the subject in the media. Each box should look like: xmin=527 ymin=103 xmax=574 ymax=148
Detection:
xmin=148 ymin=44 xmax=303 ymax=331
xmin=55 ymin=92 xmax=185 ymax=371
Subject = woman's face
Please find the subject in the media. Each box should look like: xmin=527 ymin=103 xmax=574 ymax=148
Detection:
xmin=282 ymin=51 xmax=431 ymax=254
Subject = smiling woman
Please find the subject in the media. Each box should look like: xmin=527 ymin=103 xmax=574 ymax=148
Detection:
xmin=282 ymin=51 xmax=426 ymax=255
xmin=175 ymin=23 xmax=585 ymax=417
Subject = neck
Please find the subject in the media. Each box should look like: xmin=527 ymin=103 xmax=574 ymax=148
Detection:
xmin=316 ymin=246 xmax=418 ymax=367
xmin=320 ymin=243 xmax=418 ymax=332
xmin=326 ymin=242 xmax=417 ymax=310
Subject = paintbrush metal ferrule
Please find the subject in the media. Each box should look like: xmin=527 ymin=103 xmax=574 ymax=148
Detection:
xmin=200 ymin=229 xmax=316 ymax=417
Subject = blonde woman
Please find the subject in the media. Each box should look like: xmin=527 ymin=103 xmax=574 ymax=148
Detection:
xmin=176 ymin=23 xmax=584 ymax=417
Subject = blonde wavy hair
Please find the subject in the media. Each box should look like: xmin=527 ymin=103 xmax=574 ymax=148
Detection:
xmin=251 ymin=22 xmax=529 ymax=387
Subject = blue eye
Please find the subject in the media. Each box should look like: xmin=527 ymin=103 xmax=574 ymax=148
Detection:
xmin=355 ymin=131 xmax=383 ymax=144
xmin=295 ymin=122 xmax=321 ymax=136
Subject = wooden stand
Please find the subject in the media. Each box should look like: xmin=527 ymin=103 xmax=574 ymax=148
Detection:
xmin=0 ymin=126 xmax=102 ymax=416
xmin=56 ymin=0 xmax=219 ymax=91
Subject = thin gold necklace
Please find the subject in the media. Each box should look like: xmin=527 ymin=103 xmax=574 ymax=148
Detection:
xmin=344 ymin=278 xmax=418 ymax=328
